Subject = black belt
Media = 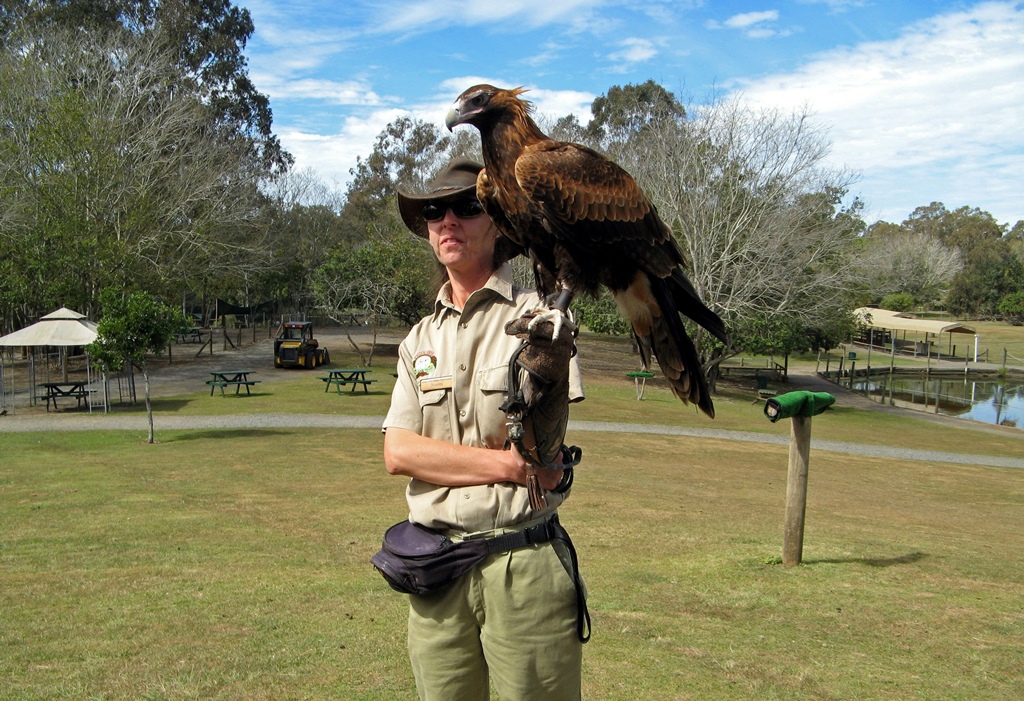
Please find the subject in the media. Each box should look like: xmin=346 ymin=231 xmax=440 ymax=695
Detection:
xmin=483 ymin=517 xmax=557 ymax=554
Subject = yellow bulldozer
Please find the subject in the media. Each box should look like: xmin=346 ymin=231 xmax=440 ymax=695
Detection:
xmin=274 ymin=321 xmax=329 ymax=369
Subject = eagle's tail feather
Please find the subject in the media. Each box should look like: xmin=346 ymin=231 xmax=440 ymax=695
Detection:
xmin=668 ymin=269 xmax=729 ymax=345
xmin=614 ymin=273 xmax=716 ymax=418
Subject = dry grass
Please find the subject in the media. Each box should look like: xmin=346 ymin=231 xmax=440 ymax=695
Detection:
xmin=3 ymin=323 xmax=1024 ymax=699
xmin=3 ymin=422 xmax=1023 ymax=699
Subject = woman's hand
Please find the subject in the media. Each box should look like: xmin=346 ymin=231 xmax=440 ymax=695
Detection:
xmin=509 ymin=442 xmax=564 ymax=491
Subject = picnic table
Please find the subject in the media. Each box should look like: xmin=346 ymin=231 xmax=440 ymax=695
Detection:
xmin=177 ymin=327 xmax=208 ymax=343
xmin=36 ymin=381 xmax=92 ymax=412
xmin=207 ymin=370 xmax=260 ymax=396
xmin=320 ymin=368 xmax=376 ymax=394
xmin=626 ymin=371 xmax=655 ymax=400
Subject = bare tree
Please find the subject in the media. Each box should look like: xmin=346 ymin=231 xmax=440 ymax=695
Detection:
xmin=618 ymin=96 xmax=863 ymax=355
xmin=853 ymin=230 xmax=963 ymax=307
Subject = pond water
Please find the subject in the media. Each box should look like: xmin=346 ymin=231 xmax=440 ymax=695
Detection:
xmin=850 ymin=373 xmax=1024 ymax=429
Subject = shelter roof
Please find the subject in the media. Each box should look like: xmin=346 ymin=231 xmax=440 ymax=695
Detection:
xmin=41 ymin=307 xmax=88 ymax=320
xmin=854 ymin=307 xmax=976 ymax=335
xmin=0 ymin=308 xmax=98 ymax=347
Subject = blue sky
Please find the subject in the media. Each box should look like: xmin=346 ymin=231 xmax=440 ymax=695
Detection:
xmin=240 ymin=0 xmax=1023 ymax=227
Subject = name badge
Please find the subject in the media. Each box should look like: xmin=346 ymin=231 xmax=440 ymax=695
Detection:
xmin=419 ymin=375 xmax=453 ymax=392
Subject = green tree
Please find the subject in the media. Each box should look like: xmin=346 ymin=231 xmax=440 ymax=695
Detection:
xmin=87 ymin=289 xmax=188 ymax=443
xmin=313 ymin=212 xmax=434 ymax=365
xmin=903 ymin=202 xmax=1004 ymax=257
xmin=587 ymin=80 xmax=685 ymax=149
xmin=729 ymin=309 xmax=855 ymax=358
xmin=573 ymin=290 xmax=631 ymax=336
xmin=341 ymin=116 xmax=467 ymax=237
xmin=0 ymin=24 xmax=273 ymax=326
xmin=880 ymin=292 xmax=915 ymax=312
xmin=946 ymin=238 xmax=1024 ymax=318
xmin=901 ymin=204 xmax=1022 ymax=319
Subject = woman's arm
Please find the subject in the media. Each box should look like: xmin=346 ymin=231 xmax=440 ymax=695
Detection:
xmin=383 ymin=427 xmax=563 ymax=490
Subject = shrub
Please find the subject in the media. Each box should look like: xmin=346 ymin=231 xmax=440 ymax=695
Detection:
xmin=880 ymin=292 xmax=915 ymax=312
xmin=997 ymin=291 xmax=1024 ymax=325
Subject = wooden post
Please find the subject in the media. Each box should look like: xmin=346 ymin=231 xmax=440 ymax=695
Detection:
xmin=783 ymin=414 xmax=812 ymax=567
xmin=888 ymin=338 xmax=896 ymax=406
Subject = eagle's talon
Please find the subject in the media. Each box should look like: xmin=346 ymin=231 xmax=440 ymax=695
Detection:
xmin=527 ymin=307 xmax=574 ymax=342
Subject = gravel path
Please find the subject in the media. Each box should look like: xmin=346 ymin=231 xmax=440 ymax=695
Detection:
xmin=2 ymin=329 xmax=1022 ymax=470
xmin=2 ymin=411 xmax=1021 ymax=469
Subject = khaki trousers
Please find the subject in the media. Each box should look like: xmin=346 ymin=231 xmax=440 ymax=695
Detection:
xmin=407 ymin=539 xmax=583 ymax=700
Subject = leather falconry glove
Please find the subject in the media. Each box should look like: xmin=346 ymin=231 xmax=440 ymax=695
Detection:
xmin=502 ymin=309 xmax=582 ymax=510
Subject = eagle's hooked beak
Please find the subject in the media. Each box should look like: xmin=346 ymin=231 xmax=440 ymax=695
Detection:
xmin=442 ymin=105 xmax=458 ymax=132
xmin=445 ymin=104 xmax=462 ymax=132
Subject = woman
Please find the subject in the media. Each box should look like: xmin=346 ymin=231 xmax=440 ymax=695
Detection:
xmin=382 ymin=158 xmax=586 ymax=700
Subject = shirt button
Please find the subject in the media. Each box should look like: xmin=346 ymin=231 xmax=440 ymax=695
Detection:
xmin=459 ymin=364 xmax=467 ymax=371
xmin=459 ymin=410 xmax=466 ymax=418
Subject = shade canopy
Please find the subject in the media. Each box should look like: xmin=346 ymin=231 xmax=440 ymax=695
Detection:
xmin=854 ymin=308 xmax=976 ymax=336
xmin=0 ymin=307 xmax=99 ymax=347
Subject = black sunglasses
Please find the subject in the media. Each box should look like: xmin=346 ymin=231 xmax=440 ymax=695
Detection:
xmin=422 ymin=199 xmax=484 ymax=222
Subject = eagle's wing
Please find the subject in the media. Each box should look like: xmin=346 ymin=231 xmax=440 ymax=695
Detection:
xmin=514 ymin=141 xmax=675 ymax=253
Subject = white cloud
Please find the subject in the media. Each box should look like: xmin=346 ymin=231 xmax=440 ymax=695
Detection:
xmin=434 ymin=78 xmax=595 ymax=124
xmin=277 ymin=109 xmax=410 ymax=190
xmin=253 ymin=75 xmax=388 ymax=106
xmin=734 ymin=1 xmax=1024 ymax=224
xmin=608 ymin=37 xmax=659 ymax=65
xmin=373 ymin=0 xmax=601 ymax=34
xmin=525 ymin=88 xmax=597 ymax=123
xmin=799 ymin=0 xmax=868 ymax=12
xmin=725 ymin=10 xmax=780 ymax=29
xmin=707 ymin=9 xmax=791 ymax=38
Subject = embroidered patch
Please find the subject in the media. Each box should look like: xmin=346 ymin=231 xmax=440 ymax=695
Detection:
xmin=413 ymin=351 xmax=437 ymax=379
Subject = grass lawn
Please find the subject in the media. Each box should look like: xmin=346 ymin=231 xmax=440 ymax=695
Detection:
xmin=3 ymin=323 xmax=1024 ymax=699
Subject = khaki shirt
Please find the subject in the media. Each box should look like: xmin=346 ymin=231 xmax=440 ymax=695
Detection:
xmin=383 ymin=263 xmax=584 ymax=532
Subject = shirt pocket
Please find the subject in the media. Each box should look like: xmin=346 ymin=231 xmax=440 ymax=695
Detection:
xmin=417 ymin=387 xmax=452 ymax=442
xmin=477 ymin=365 xmax=509 ymax=394
xmin=475 ymin=365 xmax=511 ymax=446
xmin=418 ymin=388 xmax=447 ymax=408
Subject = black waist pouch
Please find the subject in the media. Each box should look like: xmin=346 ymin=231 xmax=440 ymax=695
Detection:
xmin=370 ymin=520 xmax=490 ymax=595
xmin=371 ymin=517 xmax=591 ymax=642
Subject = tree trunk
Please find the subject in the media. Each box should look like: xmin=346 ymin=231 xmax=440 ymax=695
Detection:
xmin=143 ymin=364 xmax=154 ymax=444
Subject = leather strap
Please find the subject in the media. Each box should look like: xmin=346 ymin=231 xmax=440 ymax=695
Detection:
xmin=484 ymin=519 xmax=555 ymax=554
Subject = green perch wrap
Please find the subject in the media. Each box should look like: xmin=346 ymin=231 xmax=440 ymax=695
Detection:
xmin=764 ymin=391 xmax=835 ymax=423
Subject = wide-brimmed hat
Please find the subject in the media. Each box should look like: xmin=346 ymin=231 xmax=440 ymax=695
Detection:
xmin=397 ymin=158 xmax=482 ymax=238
